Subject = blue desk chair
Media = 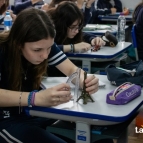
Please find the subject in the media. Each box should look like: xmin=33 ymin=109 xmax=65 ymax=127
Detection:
xmin=131 ymin=24 xmax=139 ymax=61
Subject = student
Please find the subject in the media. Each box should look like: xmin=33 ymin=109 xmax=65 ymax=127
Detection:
xmin=89 ymin=0 xmax=122 ymax=24
xmin=14 ymin=0 xmax=45 ymax=14
xmin=132 ymin=1 xmax=143 ymax=61
xmin=0 ymin=7 xmax=99 ymax=143
xmin=47 ymin=1 xmax=105 ymax=53
xmin=44 ymin=0 xmax=95 ymax=25
xmin=0 ymin=0 xmax=9 ymax=15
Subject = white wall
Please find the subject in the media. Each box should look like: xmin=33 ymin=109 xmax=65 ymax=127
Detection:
xmin=120 ymin=0 xmax=141 ymax=9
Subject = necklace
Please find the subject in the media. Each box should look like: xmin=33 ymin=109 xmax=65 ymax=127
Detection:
xmin=24 ymin=69 xmax=28 ymax=80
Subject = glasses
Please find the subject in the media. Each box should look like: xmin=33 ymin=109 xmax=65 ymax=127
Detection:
xmin=68 ymin=25 xmax=83 ymax=31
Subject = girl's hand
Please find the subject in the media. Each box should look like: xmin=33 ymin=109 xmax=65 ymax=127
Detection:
xmin=76 ymin=0 xmax=85 ymax=9
xmin=84 ymin=74 xmax=99 ymax=94
xmin=74 ymin=42 xmax=91 ymax=53
xmin=91 ymin=37 xmax=105 ymax=51
xmin=35 ymin=83 xmax=72 ymax=107
xmin=7 ymin=10 xmax=17 ymax=22
xmin=86 ymin=0 xmax=95 ymax=8
xmin=41 ymin=3 xmax=49 ymax=12
xmin=31 ymin=0 xmax=43 ymax=5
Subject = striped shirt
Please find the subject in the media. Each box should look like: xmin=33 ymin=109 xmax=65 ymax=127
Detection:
xmin=48 ymin=43 xmax=67 ymax=66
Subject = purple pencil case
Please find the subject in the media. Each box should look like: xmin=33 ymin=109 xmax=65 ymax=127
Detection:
xmin=106 ymin=82 xmax=141 ymax=105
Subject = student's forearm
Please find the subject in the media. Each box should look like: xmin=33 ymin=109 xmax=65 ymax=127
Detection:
xmin=56 ymin=59 xmax=85 ymax=88
xmin=0 ymin=89 xmax=29 ymax=107
xmin=63 ymin=45 xmax=72 ymax=53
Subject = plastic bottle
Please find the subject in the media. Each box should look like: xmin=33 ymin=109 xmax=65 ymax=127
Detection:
xmin=4 ymin=11 xmax=12 ymax=31
xmin=116 ymin=15 xmax=126 ymax=43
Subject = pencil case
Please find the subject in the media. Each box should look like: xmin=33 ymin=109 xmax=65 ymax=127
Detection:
xmin=101 ymin=31 xmax=118 ymax=47
xmin=106 ymin=82 xmax=141 ymax=105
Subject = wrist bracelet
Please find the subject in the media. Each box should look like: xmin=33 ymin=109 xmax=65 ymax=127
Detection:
xmin=70 ymin=44 xmax=74 ymax=53
xmin=28 ymin=90 xmax=38 ymax=107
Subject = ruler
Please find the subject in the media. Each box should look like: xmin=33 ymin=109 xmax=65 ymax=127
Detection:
xmin=66 ymin=68 xmax=81 ymax=101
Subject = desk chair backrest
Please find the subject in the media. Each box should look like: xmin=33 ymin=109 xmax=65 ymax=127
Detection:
xmin=131 ymin=24 xmax=139 ymax=61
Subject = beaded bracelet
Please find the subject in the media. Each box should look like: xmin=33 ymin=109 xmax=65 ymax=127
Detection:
xmin=31 ymin=92 xmax=36 ymax=106
xmin=28 ymin=90 xmax=38 ymax=107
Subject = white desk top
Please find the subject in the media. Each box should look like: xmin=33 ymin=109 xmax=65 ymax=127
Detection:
xmin=66 ymin=42 xmax=132 ymax=59
xmin=98 ymin=14 xmax=132 ymax=22
xmin=25 ymin=75 xmax=143 ymax=125
xmin=83 ymin=25 xmax=128 ymax=35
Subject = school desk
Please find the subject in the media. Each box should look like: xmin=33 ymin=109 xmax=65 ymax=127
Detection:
xmin=66 ymin=42 xmax=132 ymax=73
xmin=83 ymin=24 xmax=129 ymax=36
xmin=24 ymin=75 xmax=143 ymax=143
xmin=98 ymin=14 xmax=132 ymax=23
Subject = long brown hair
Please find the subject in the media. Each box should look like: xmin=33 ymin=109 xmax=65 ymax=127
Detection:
xmin=0 ymin=0 xmax=9 ymax=15
xmin=0 ymin=8 xmax=55 ymax=91
xmin=132 ymin=1 xmax=143 ymax=23
xmin=47 ymin=1 xmax=83 ymax=45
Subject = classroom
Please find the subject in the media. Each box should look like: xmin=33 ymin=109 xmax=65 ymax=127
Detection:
xmin=0 ymin=0 xmax=143 ymax=143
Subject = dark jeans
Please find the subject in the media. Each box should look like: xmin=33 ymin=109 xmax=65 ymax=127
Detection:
xmin=0 ymin=116 xmax=66 ymax=143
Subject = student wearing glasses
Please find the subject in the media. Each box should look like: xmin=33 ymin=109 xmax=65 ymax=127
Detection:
xmin=42 ymin=0 xmax=95 ymax=25
xmin=47 ymin=1 xmax=105 ymax=53
xmin=0 ymin=7 xmax=99 ymax=143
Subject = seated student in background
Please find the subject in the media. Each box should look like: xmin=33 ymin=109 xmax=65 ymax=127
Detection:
xmin=132 ymin=1 xmax=143 ymax=61
xmin=46 ymin=1 xmax=105 ymax=76
xmin=14 ymin=0 xmax=45 ymax=14
xmin=89 ymin=0 xmax=122 ymax=24
xmin=47 ymin=1 xmax=105 ymax=53
xmin=43 ymin=0 xmax=95 ymax=25
xmin=0 ymin=0 xmax=9 ymax=15
xmin=0 ymin=7 xmax=100 ymax=143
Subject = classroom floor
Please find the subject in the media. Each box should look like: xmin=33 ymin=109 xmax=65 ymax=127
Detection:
xmin=127 ymin=119 xmax=143 ymax=143
xmin=113 ymin=119 xmax=143 ymax=143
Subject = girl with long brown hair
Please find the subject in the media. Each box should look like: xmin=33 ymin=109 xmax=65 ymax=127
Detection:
xmin=47 ymin=1 xmax=105 ymax=53
xmin=0 ymin=7 xmax=99 ymax=143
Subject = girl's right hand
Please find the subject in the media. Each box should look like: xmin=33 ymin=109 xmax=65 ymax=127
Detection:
xmin=74 ymin=42 xmax=91 ymax=53
xmin=34 ymin=83 xmax=72 ymax=107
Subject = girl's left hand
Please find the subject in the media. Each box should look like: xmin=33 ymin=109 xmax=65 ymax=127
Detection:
xmin=84 ymin=74 xmax=99 ymax=94
xmin=41 ymin=3 xmax=49 ymax=12
xmin=91 ymin=37 xmax=105 ymax=51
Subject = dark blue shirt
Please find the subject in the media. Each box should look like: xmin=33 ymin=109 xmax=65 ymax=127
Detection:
xmin=58 ymin=32 xmax=96 ymax=51
xmin=14 ymin=0 xmax=44 ymax=14
xmin=133 ymin=5 xmax=143 ymax=60
xmin=89 ymin=0 xmax=122 ymax=24
xmin=0 ymin=43 xmax=67 ymax=119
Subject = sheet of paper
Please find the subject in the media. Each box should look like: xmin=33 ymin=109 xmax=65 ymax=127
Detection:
xmin=99 ymin=80 xmax=106 ymax=88
xmin=52 ymin=100 xmax=74 ymax=109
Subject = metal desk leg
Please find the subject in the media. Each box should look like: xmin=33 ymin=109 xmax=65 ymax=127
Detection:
xmin=82 ymin=60 xmax=91 ymax=73
xmin=114 ymin=128 xmax=128 ymax=143
xmin=76 ymin=121 xmax=90 ymax=143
